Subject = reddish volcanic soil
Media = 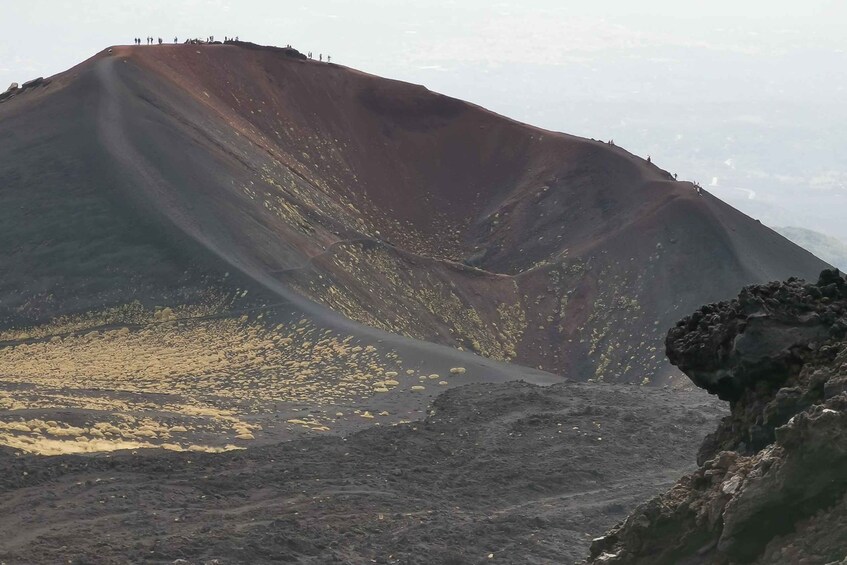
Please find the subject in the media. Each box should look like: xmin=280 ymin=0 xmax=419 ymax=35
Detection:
xmin=0 ymin=42 xmax=826 ymax=386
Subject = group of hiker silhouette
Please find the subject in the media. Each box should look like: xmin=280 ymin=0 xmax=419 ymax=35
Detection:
xmin=306 ymin=51 xmax=330 ymax=62
xmin=130 ymin=36 xmax=333 ymax=63
xmin=600 ymin=139 xmax=698 ymax=192
xmin=131 ymin=35 xmax=240 ymax=46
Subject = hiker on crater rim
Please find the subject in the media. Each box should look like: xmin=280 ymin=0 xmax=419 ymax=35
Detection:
xmin=174 ymin=36 xmax=178 ymax=43
xmin=327 ymin=55 xmax=331 ymax=63
xmin=158 ymin=37 xmax=163 ymax=45
xmin=319 ymin=54 xmax=322 ymax=61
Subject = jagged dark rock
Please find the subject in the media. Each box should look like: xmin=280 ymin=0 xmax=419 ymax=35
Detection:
xmin=666 ymin=269 xmax=847 ymax=459
xmin=585 ymin=269 xmax=847 ymax=564
xmin=0 ymin=77 xmax=50 ymax=104
xmin=20 ymin=77 xmax=46 ymax=89
xmin=0 ymin=83 xmax=18 ymax=103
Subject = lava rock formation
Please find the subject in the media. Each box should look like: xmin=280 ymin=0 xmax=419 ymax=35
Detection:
xmin=586 ymin=269 xmax=847 ymax=564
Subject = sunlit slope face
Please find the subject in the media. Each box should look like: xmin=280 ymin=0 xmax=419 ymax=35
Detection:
xmin=117 ymin=45 xmax=825 ymax=380
xmin=0 ymin=40 xmax=828 ymax=454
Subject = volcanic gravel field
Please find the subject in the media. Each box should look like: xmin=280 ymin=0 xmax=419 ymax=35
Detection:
xmin=0 ymin=381 xmax=723 ymax=564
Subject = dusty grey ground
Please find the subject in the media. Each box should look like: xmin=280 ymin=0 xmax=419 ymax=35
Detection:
xmin=0 ymin=380 xmax=724 ymax=564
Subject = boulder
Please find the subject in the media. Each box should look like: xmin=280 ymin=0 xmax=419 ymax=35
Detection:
xmin=0 ymin=82 xmax=19 ymax=103
xmin=666 ymin=270 xmax=847 ymax=402
xmin=585 ymin=270 xmax=847 ymax=564
xmin=21 ymin=77 xmax=49 ymax=90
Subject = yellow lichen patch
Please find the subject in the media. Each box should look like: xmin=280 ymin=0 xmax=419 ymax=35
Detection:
xmin=0 ymin=303 xmax=408 ymax=454
xmin=0 ymin=293 xmax=238 ymax=343
xmin=283 ymin=415 xmax=331 ymax=432
xmin=0 ymin=416 xmax=246 ymax=456
xmin=0 ymin=309 xmax=404 ymax=405
xmin=286 ymin=243 xmax=526 ymax=361
xmin=0 ymin=401 xmax=259 ymax=454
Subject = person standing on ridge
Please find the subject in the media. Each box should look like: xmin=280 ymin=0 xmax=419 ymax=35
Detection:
xmin=319 ymin=54 xmax=322 ymax=61
xmin=327 ymin=55 xmax=331 ymax=63
xmin=158 ymin=37 xmax=163 ymax=45
xmin=174 ymin=36 xmax=178 ymax=43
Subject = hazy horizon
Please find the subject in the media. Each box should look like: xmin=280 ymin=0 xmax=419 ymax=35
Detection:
xmin=3 ymin=0 xmax=845 ymax=242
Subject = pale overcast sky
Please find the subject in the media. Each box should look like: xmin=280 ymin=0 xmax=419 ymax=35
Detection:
xmin=2 ymin=1 xmax=846 ymax=239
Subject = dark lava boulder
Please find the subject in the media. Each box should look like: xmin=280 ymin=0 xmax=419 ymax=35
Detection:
xmin=666 ymin=270 xmax=847 ymax=403
xmin=585 ymin=270 xmax=847 ymax=564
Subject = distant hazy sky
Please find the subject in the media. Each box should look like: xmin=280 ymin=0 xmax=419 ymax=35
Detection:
xmin=2 ymin=1 xmax=846 ymax=239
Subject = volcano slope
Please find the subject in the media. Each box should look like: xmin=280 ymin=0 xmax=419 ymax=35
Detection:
xmin=0 ymin=42 xmax=824 ymax=455
xmin=0 ymin=42 xmax=820 ymax=562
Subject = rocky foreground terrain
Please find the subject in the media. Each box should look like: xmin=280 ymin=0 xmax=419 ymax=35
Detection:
xmin=587 ymin=269 xmax=847 ymax=564
xmin=0 ymin=381 xmax=722 ymax=564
